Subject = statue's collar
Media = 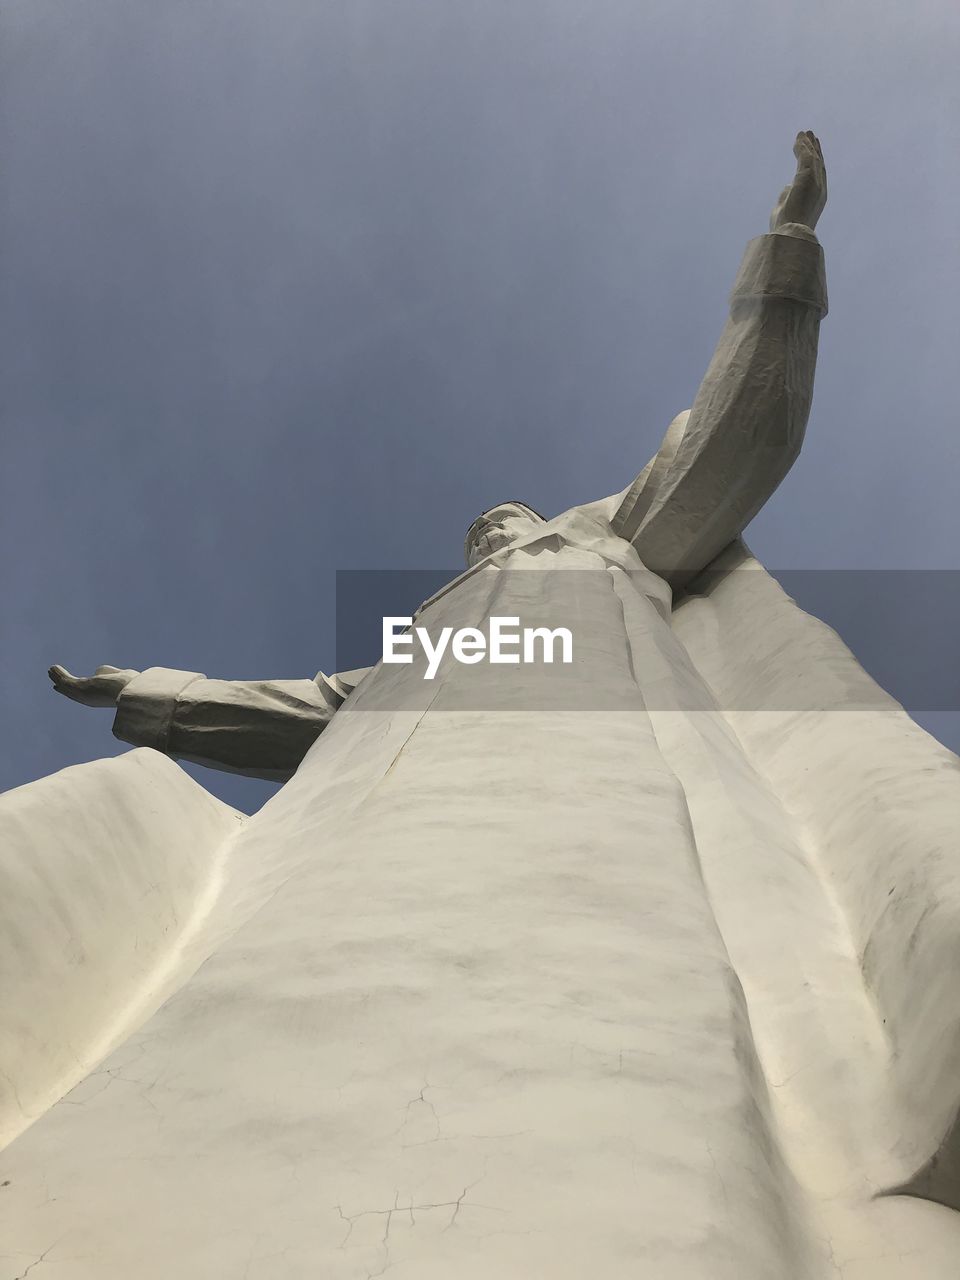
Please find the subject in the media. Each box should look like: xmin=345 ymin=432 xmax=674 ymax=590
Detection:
xmin=413 ymin=508 xmax=671 ymax=622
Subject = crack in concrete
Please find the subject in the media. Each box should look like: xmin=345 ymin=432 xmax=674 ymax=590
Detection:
xmin=334 ymin=1171 xmax=490 ymax=1257
xmin=11 ymin=1235 xmax=66 ymax=1280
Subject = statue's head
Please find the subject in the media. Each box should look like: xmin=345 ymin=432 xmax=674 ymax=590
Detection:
xmin=464 ymin=501 xmax=546 ymax=566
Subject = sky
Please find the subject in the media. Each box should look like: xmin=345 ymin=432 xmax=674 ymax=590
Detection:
xmin=2 ymin=0 xmax=958 ymax=814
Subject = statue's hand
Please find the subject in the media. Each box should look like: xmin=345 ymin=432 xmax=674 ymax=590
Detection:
xmin=770 ymin=131 xmax=827 ymax=233
xmin=49 ymin=664 xmax=139 ymax=708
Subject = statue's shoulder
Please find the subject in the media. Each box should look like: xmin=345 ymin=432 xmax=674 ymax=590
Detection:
xmin=553 ymin=493 xmax=621 ymax=530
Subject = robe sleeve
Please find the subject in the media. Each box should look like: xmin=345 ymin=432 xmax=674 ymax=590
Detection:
xmin=611 ymin=223 xmax=827 ymax=587
xmin=112 ymin=666 xmax=370 ymax=782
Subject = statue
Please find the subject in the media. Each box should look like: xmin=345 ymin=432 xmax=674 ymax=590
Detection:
xmin=47 ymin=137 xmax=828 ymax=778
xmin=5 ymin=134 xmax=960 ymax=1279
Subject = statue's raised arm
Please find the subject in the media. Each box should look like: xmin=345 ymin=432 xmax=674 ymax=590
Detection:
xmin=49 ymin=662 xmax=369 ymax=781
xmin=611 ymin=131 xmax=828 ymax=586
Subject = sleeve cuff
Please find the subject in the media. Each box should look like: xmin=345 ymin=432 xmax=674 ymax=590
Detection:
xmin=112 ymin=667 xmax=206 ymax=752
xmin=730 ymin=230 xmax=828 ymax=317
xmin=313 ymin=667 xmax=372 ymax=706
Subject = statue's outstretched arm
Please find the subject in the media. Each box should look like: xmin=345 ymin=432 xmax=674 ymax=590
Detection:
xmin=612 ymin=132 xmax=828 ymax=587
xmin=49 ymin=663 xmax=370 ymax=782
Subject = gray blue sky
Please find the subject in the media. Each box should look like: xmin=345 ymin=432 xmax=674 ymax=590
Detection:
xmin=2 ymin=0 xmax=958 ymax=813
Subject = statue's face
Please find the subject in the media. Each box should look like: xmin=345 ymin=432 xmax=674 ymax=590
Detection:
xmin=465 ymin=502 xmax=546 ymax=566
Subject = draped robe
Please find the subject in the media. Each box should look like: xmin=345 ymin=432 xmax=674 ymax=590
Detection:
xmin=4 ymin=223 xmax=960 ymax=1278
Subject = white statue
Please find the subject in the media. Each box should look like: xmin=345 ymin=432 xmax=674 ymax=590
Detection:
xmin=48 ymin=138 xmax=827 ymax=780
xmin=5 ymin=134 xmax=960 ymax=1279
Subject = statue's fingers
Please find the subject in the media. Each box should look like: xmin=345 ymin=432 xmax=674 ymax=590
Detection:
xmin=795 ymin=152 xmax=818 ymax=190
xmin=49 ymin=665 xmax=92 ymax=701
xmin=806 ymin=140 xmax=826 ymax=198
